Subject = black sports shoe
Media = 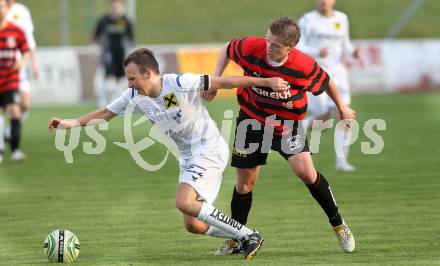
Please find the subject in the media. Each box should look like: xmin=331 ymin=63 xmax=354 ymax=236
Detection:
xmin=241 ymin=230 xmax=264 ymax=260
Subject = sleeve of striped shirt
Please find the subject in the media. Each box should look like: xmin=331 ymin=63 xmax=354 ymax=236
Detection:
xmin=226 ymin=36 xmax=254 ymax=66
xmin=297 ymin=60 xmax=330 ymax=96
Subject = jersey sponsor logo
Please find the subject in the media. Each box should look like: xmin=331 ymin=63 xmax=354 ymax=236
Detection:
xmin=163 ymin=93 xmax=179 ymax=109
xmin=147 ymin=108 xmax=182 ymax=124
xmin=0 ymin=50 xmax=14 ymax=59
xmin=209 ymin=208 xmax=243 ymax=230
xmin=251 ymin=86 xmax=292 ymax=100
xmin=317 ymin=33 xmax=342 ymax=41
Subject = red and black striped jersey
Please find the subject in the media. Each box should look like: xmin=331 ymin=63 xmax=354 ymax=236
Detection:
xmin=0 ymin=22 xmax=29 ymax=93
xmin=227 ymin=36 xmax=329 ymax=134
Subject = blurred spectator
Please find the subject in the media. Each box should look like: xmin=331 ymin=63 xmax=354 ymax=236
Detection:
xmin=92 ymin=0 xmax=134 ymax=108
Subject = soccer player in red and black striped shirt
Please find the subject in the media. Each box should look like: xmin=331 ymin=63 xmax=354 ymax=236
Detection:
xmin=208 ymin=17 xmax=356 ymax=254
xmin=0 ymin=0 xmax=29 ymax=163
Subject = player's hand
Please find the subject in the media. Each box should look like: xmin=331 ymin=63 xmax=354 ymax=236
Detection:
xmin=268 ymin=77 xmax=289 ymax=93
xmin=319 ymin=48 xmax=329 ymax=58
xmin=338 ymin=106 xmax=356 ymax=128
xmin=200 ymin=90 xmax=218 ymax=102
xmin=48 ymin=117 xmax=76 ymax=133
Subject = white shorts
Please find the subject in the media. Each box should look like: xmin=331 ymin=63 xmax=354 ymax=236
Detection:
xmin=19 ymin=68 xmax=31 ymax=93
xmin=179 ymin=146 xmax=228 ymax=205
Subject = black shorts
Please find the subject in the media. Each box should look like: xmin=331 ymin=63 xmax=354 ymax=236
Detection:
xmin=231 ymin=110 xmax=309 ymax=168
xmin=101 ymin=51 xmax=125 ymax=78
xmin=0 ymin=90 xmax=20 ymax=108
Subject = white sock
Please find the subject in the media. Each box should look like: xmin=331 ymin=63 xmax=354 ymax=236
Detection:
xmin=197 ymin=202 xmax=253 ymax=240
xmin=204 ymin=226 xmax=235 ymax=239
xmin=0 ymin=115 xmax=4 ymax=152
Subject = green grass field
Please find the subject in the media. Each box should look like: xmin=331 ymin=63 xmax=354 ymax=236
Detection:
xmin=1 ymin=93 xmax=440 ymax=265
xmin=18 ymin=0 xmax=440 ymax=45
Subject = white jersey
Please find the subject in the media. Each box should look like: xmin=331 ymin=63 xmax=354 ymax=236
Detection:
xmin=298 ymin=10 xmax=354 ymax=77
xmin=107 ymin=73 xmax=227 ymax=159
xmin=7 ymin=3 xmax=36 ymax=49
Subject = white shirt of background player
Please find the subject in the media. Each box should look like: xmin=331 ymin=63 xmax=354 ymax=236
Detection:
xmin=298 ymin=9 xmax=360 ymax=72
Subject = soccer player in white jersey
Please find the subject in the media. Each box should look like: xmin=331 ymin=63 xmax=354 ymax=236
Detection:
xmin=1 ymin=0 xmax=39 ymax=152
xmin=48 ymin=48 xmax=289 ymax=260
xmin=298 ymin=0 xmax=362 ymax=172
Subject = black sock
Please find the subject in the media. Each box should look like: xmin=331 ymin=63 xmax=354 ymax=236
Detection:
xmin=230 ymin=187 xmax=252 ymax=225
xmin=10 ymin=119 xmax=21 ymax=152
xmin=307 ymin=172 xmax=343 ymax=227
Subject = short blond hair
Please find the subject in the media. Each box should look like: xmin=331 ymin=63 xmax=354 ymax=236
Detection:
xmin=268 ymin=16 xmax=301 ymax=46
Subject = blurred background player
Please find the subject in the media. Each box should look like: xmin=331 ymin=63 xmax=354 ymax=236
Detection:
xmin=3 ymin=0 xmax=39 ymax=143
xmin=298 ymin=0 xmax=362 ymax=172
xmin=92 ymin=0 xmax=134 ymax=108
xmin=0 ymin=0 xmax=29 ymax=163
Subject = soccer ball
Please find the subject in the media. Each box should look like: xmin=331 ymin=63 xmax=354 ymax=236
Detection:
xmin=43 ymin=229 xmax=80 ymax=263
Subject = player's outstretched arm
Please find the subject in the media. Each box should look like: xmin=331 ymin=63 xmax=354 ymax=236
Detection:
xmin=48 ymin=108 xmax=116 ymax=133
xmin=209 ymin=76 xmax=288 ymax=93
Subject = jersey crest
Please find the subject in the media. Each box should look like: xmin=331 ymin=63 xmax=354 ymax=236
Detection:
xmin=163 ymin=93 xmax=179 ymax=109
